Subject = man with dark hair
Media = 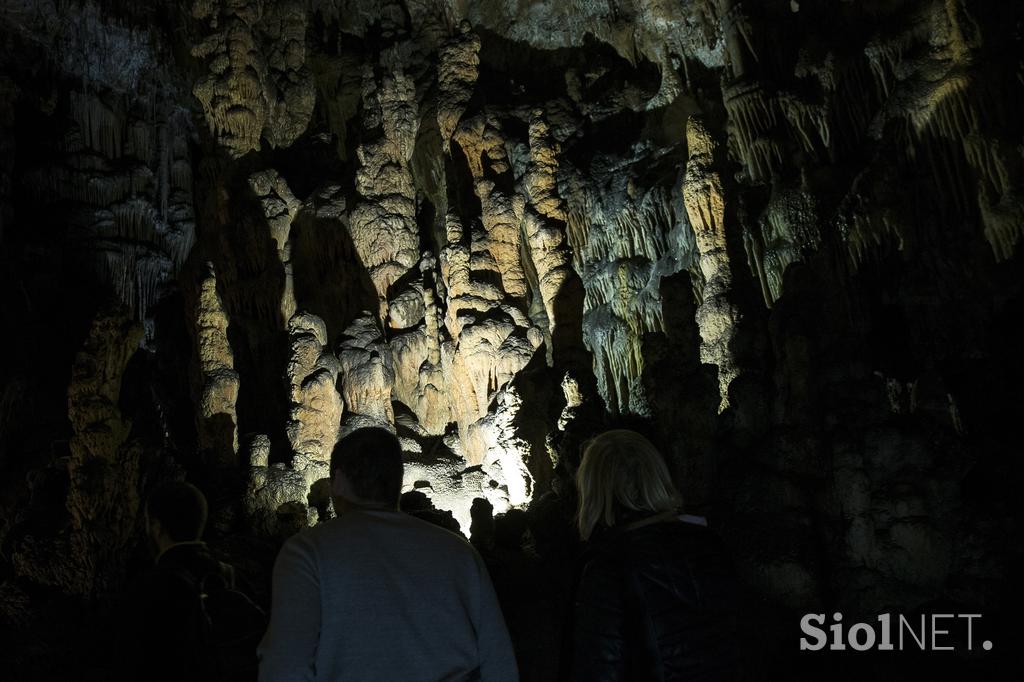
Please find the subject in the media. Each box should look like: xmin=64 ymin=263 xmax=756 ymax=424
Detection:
xmin=258 ymin=427 xmax=519 ymax=681
xmin=117 ymin=481 xmax=260 ymax=682
xmin=145 ymin=479 xmax=209 ymax=547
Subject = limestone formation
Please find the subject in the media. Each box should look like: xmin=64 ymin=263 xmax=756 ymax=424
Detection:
xmin=683 ymin=116 xmax=739 ymax=412
xmin=348 ymin=67 xmax=421 ymax=320
xmin=191 ymin=0 xmax=314 ymax=157
xmin=245 ymin=433 xmax=320 ymax=535
xmin=520 ymin=111 xmax=580 ymax=364
xmin=285 ymin=312 xmax=343 ymax=464
xmin=744 ymin=177 xmax=821 ymax=306
xmin=435 ymin=206 xmax=541 ymax=463
xmin=261 ymin=0 xmax=317 ymax=149
xmin=2 ymin=4 xmax=1023 ymax=676
xmin=437 ymin=21 xmax=480 ymax=153
xmin=249 ymin=169 xmax=300 ymax=321
xmin=194 ymin=263 xmax=240 ymax=466
xmin=63 ymin=308 xmax=144 ymax=595
xmin=191 ymin=0 xmax=269 ymax=157
xmin=337 ymin=313 xmax=396 ymax=432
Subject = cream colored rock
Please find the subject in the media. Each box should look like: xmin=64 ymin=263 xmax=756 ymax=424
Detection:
xmin=261 ymin=0 xmax=316 ymax=149
xmin=191 ymin=0 xmax=269 ymax=157
xmin=438 ymin=21 xmax=480 ymax=153
xmin=249 ymin=169 xmax=299 ymax=321
xmin=285 ymin=312 xmax=343 ymax=464
xmin=520 ymin=111 xmax=580 ymax=365
xmin=338 ymin=313 xmax=396 ymax=430
xmin=191 ymin=0 xmax=314 ymax=156
xmin=348 ymin=68 xmax=421 ymax=318
xmin=683 ymin=116 xmax=740 ymax=412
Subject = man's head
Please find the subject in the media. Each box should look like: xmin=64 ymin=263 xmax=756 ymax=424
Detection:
xmin=330 ymin=427 xmax=404 ymax=511
xmin=145 ymin=481 xmax=208 ymax=553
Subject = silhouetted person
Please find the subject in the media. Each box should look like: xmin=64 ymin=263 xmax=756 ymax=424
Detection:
xmin=116 ymin=480 xmax=246 ymax=681
xmin=571 ymin=430 xmax=739 ymax=681
xmin=400 ymin=488 xmax=462 ymax=533
xmin=258 ymin=427 xmax=518 ymax=681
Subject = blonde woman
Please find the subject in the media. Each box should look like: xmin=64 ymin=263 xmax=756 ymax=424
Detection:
xmin=571 ymin=429 xmax=739 ymax=681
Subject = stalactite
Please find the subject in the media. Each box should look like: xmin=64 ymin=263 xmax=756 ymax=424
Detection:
xmin=69 ymin=91 xmax=125 ymax=159
xmin=261 ymin=0 xmax=316 ymax=149
xmin=249 ymin=169 xmax=299 ymax=322
xmin=437 ymin=21 xmax=480 ymax=154
xmin=347 ymin=66 xmax=420 ymax=320
xmin=683 ymin=115 xmax=739 ymax=412
xmin=978 ymin=185 xmax=1024 ymax=262
xmin=745 ymin=179 xmax=821 ymax=305
xmin=191 ymin=0 xmax=269 ymax=157
xmin=723 ymin=80 xmax=782 ymax=183
xmin=520 ymin=110 xmax=579 ymax=364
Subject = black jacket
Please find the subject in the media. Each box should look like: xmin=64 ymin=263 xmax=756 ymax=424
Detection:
xmin=115 ymin=542 xmax=232 ymax=682
xmin=571 ymin=514 xmax=740 ymax=681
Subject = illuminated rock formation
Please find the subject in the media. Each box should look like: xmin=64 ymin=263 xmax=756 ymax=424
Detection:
xmin=285 ymin=312 xmax=342 ymax=465
xmin=191 ymin=0 xmax=314 ymax=157
xmin=683 ymin=115 xmax=739 ymax=412
xmin=348 ymin=67 xmax=421 ymax=320
xmin=2 ymin=4 xmax=1023 ymax=676
xmin=191 ymin=0 xmax=268 ymax=157
xmin=520 ymin=111 xmax=581 ymax=364
xmin=338 ymin=313 xmax=396 ymax=432
xmin=249 ymin=169 xmax=299 ymax=321
xmin=194 ymin=263 xmax=240 ymax=466
xmin=437 ymin=21 xmax=480 ymax=153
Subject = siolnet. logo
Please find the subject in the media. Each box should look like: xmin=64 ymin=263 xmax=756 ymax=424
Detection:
xmin=799 ymin=613 xmax=993 ymax=652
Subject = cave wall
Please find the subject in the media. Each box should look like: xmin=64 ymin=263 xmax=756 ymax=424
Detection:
xmin=1 ymin=0 xmax=1023 ymax=678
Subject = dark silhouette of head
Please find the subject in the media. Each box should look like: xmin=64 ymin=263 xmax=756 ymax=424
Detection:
xmin=330 ymin=427 xmax=404 ymax=510
xmin=146 ymin=481 xmax=208 ymax=545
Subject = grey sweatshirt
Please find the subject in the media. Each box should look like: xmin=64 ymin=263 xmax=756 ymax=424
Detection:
xmin=258 ymin=509 xmax=519 ymax=682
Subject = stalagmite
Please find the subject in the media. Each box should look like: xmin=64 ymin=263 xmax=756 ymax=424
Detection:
xmin=194 ymin=263 xmax=240 ymax=466
xmin=390 ymin=254 xmax=451 ymax=435
xmin=285 ymin=312 xmax=343 ymax=466
xmin=436 ymin=204 xmax=539 ymax=462
xmin=453 ymin=114 xmax=529 ymax=302
xmin=245 ymin=433 xmax=319 ymax=534
xmin=337 ymin=313 xmax=396 ymax=432
xmin=62 ymin=307 xmax=143 ymax=595
xmin=683 ymin=115 xmax=740 ymax=412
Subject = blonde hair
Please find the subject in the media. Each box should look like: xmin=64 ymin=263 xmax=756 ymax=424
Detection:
xmin=576 ymin=429 xmax=682 ymax=540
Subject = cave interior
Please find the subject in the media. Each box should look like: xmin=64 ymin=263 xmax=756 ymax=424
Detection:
xmin=1 ymin=0 xmax=1023 ymax=679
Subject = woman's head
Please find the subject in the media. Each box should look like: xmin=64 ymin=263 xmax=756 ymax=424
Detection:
xmin=575 ymin=429 xmax=682 ymax=540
